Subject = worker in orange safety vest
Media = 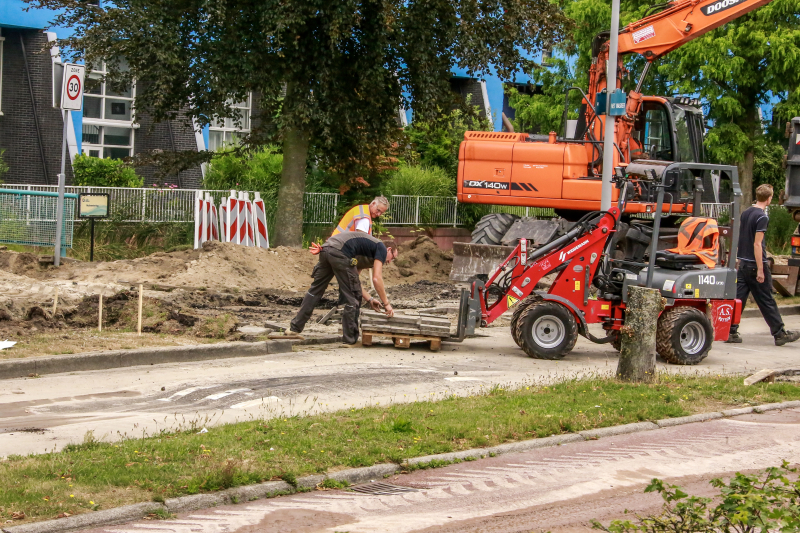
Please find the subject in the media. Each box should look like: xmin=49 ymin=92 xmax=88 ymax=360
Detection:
xmin=309 ymin=196 xmax=389 ymax=254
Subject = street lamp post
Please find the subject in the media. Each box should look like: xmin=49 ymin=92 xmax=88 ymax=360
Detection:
xmin=600 ymin=0 xmax=622 ymax=211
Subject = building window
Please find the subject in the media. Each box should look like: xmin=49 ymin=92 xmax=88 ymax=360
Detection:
xmin=82 ymin=60 xmax=135 ymax=159
xmin=208 ymin=95 xmax=251 ymax=151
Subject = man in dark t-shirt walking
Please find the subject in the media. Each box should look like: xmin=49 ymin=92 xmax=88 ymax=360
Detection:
xmin=289 ymin=231 xmax=398 ymax=345
xmin=727 ymin=184 xmax=799 ymax=345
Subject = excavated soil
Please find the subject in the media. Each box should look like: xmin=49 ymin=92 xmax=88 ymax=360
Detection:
xmin=0 ymin=236 xmax=460 ymax=349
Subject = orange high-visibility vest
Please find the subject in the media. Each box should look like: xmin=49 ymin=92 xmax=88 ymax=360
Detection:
xmin=667 ymin=217 xmax=719 ymax=268
xmin=331 ymin=204 xmax=372 ymax=237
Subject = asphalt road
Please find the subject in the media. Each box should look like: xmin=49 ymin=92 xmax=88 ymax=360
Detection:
xmin=1 ymin=314 xmax=799 ymax=457
xmin=77 ymin=407 xmax=800 ymax=533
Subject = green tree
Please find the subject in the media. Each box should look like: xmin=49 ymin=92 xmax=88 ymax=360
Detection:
xmin=506 ymin=57 xmax=579 ymax=135
xmin=34 ymin=0 xmax=568 ymax=247
xmin=753 ymin=138 xmax=788 ymax=194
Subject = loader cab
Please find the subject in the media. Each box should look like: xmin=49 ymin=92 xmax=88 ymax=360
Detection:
xmin=631 ymin=97 xmax=705 ymax=164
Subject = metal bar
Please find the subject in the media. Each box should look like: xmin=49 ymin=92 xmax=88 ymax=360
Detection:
xmin=646 ymin=177 xmax=666 ymax=289
xmin=0 ymin=188 xmax=79 ymax=199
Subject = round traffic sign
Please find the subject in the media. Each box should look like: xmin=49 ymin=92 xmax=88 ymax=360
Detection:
xmin=66 ymin=74 xmax=82 ymax=101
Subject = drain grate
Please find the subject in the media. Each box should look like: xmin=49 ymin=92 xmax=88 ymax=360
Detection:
xmin=350 ymin=482 xmax=421 ymax=495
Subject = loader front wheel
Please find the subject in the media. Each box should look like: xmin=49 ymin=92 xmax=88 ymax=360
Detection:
xmin=516 ymin=301 xmax=578 ymax=360
xmin=656 ymin=307 xmax=713 ymax=365
xmin=471 ymin=213 xmax=519 ymax=245
xmin=510 ymin=296 xmax=541 ymax=347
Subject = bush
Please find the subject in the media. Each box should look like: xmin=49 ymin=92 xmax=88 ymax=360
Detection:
xmin=593 ymin=463 xmax=800 ymax=532
xmin=382 ymin=164 xmax=454 ymax=197
xmin=766 ymin=204 xmax=796 ymax=255
xmin=72 ymin=154 xmax=143 ymax=188
xmin=405 ymin=104 xmax=492 ymax=180
xmin=0 ymin=149 xmax=8 ymax=181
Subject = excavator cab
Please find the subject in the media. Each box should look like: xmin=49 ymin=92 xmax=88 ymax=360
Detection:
xmin=631 ymin=98 xmax=705 ymax=165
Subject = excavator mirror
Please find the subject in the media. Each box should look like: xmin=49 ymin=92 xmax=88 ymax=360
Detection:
xmin=614 ymin=166 xmax=626 ymax=180
xmin=664 ymin=169 xmax=679 ymax=188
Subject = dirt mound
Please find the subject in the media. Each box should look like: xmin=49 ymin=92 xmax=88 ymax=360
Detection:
xmin=383 ymin=235 xmax=454 ymax=285
xmin=65 ymin=290 xmax=239 ymax=338
xmin=0 ymin=242 xmax=318 ymax=292
xmin=386 ymin=280 xmax=460 ymax=308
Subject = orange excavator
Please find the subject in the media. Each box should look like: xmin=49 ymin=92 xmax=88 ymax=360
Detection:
xmin=451 ymin=0 xmax=774 ymax=280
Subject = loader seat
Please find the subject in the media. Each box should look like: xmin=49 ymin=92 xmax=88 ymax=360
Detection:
xmin=662 ymin=217 xmax=720 ymax=269
xmin=655 ymin=250 xmax=702 ymax=270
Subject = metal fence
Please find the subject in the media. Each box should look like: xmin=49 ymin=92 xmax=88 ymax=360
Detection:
xmin=0 ymin=189 xmax=76 ymax=252
xmin=0 ymin=185 xmax=734 ymax=228
xmin=2 ymin=185 xmax=340 ymax=225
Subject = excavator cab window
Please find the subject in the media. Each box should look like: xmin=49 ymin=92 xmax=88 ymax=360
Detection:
xmin=673 ymin=106 xmax=706 ymax=163
xmin=632 ymin=102 xmax=674 ymax=161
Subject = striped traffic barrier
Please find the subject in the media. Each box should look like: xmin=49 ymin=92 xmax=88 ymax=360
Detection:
xmin=252 ymin=192 xmax=269 ymax=249
xmin=226 ymin=191 xmax=239 ymax=244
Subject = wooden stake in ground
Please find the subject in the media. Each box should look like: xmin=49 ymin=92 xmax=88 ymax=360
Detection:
xmin=138 ymin=284 xmax=144 ymax=336
xmin=616 ymin=286 xmax=662 ymax=382
xmin=98 ymin=290 xmax=104 ymax=332
xmin=52 ymin=287 xmax=59 ymax=316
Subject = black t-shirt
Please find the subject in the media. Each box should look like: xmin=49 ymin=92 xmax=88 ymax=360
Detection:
xmin=324 ymin=232 xmax=388 ymax=264
xmin=737 ymin=206 xmax=769 ymax=264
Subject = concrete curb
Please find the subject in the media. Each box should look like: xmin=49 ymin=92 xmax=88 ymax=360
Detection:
xmin=4 ymin=399 xmax=800 ymax=533
xmin=741 ymin=304 xmax=800 ymax=319
xmin=0 ymin=336 xmax=340 ymax=381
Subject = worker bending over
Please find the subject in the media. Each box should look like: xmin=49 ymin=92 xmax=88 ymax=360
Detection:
xmin=727 ymin=184 xmax=799 ymax=346
xmin=290 ymin=231 xmax=398 ymax=346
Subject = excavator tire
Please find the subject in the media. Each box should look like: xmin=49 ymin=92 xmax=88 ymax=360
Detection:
xmin=471 ymin=213 xmax=519 ymax=245
xmin=656 ymin=306 xmax=713 ymax=365
xmin=516 ymin=301 xmax=578 ymax=360
xmin=510 ymin=295 xmax=541 ymax=347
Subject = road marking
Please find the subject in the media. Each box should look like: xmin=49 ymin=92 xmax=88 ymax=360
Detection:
xmin=156 ymin=386 xmax=215 ymax=402
xmin=444 ymin=377 xmax=483 ymax=382
xmin=202 ymin=389 xmax=251 ymax=401
xmin=230 ymin=396 xmax=282 ymax=409
xmin=727 ymin=346 xmax=760 ymax=352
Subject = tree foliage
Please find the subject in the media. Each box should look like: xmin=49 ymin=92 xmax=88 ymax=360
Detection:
xmin=32 ymin=0 xmax=568 ymax=245
xmin=507 ymin=57 xmax=579 ymax=134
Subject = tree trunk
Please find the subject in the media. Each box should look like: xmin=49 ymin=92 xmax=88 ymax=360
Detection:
xmin=616 ymin=286 xmax=662 ymax=382
xmin=738 ymin=149 xmax=755 ymax=210
xmin=273 ymin=124 xmax=310 ymax=247
xmin=738 ymin=106 xmax=759 ymax=210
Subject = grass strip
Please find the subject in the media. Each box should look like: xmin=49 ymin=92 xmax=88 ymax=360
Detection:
xmin=2 ymin=373 xmax=799 ymax=523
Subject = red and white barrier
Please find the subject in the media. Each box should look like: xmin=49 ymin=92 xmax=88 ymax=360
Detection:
xmin=252 ymin=192 xmax=270 ymax=249
xmin=195 ymin=189 xmax=269 ymax=250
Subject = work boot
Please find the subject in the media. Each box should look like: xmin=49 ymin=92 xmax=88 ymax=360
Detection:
xmin=340 ymin=341 xmax=362 ymax=348
xmin=775 ymin=330 xmax=800 ymax=346
xmin=725 ymin=332 xmax=743 ymax=344
xmin=268 ymin=330 xmax=304 ymax=341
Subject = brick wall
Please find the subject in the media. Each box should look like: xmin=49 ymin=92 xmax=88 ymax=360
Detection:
xmin=133 ymin=103 xmax=203 ymax=189
xmin=0 ymin=29 xmax=73 ymax=185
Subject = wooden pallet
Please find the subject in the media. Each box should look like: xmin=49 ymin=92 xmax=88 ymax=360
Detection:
xmin=361 ymin=330 xmax=443 ymax=351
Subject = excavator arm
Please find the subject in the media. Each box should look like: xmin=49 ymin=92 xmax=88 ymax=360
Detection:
xmin=586 ymin=0 xmax=774 ymax=169
xmin=618 ymin=0 xmax=773 ymax=60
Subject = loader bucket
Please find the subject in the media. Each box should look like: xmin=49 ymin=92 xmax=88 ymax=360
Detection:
xmin=450 ymin=242 xmax=516 ymax=282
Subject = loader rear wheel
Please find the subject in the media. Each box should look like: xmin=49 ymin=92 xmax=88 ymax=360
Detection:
xmin=471 ymin=213 xmax=519 ymax=245
xmin=656 ymin=307 xmax=713 ymax=365
xmin=510 ymin=296 xmax=541 ymax=347
xmin=516 ymin=301 xmax=578 ymax=360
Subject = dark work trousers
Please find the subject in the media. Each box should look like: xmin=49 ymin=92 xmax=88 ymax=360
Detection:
xmin=290 ymin=248 xmax=362 ymax=344
xmin=730 ymin=262 xmax=784 ymax=337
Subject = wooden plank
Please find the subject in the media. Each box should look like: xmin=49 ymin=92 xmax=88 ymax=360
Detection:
xmin=363 ymin=326 xmax=421 ymax=335
xmin=359 ymin=330 xmax=447 ymax=352
xmin=362 ymin=333 xmax=373 ymax=346
xmin=429 ymin=338 xmax=441 ymax=352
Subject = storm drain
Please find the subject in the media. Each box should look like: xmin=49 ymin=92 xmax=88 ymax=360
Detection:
xmin=350 ymin=482 xmax=421 ymax=495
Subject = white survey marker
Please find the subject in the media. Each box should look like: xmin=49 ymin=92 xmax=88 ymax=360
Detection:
xmin=60 ymin=63 xmax=85 ymax=111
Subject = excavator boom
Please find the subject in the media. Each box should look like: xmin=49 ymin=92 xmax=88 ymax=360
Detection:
xmin=619 ymin=0 xmax=774 ymax=60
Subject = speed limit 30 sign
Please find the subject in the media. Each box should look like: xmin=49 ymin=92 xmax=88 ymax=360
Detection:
xmin=60 ymin=63 xmax=85 ymax=111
